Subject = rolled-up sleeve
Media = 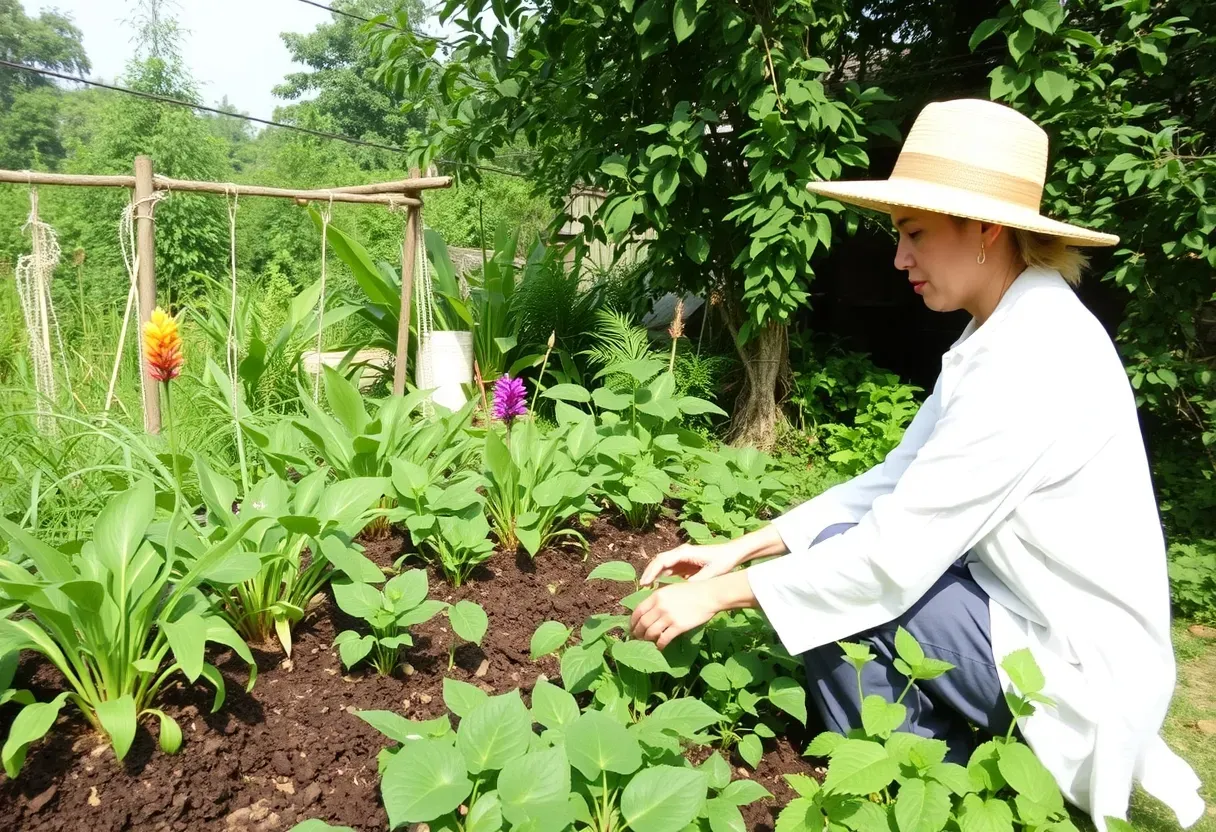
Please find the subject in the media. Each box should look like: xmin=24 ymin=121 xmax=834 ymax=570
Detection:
xmin=770 ymin=381 xmax=943 ymax=555
xmin=750 ymin=356 xmax=1055 ymax=655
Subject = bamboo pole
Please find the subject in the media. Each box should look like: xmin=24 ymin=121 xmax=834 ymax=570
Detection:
xmin=0 ymin=169 xmax=442 ymax=203
xmin=134 ymin=155 xmax=161 ymax=434
xmin=393 ymin=169 xmax=423 ymax=396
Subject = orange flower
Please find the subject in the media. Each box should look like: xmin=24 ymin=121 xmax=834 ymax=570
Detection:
xmin=143 ymin=307 xmax=183 ymax=382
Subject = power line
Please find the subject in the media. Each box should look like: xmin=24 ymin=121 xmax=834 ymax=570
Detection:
xmin=290 ymin=0 xmax=458 ymax=48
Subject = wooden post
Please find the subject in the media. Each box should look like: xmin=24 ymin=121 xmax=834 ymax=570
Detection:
xmin=134 ymin=155 xmax=161 ymax=434
xmin=393 ymin=168 xmax=422 ymax=396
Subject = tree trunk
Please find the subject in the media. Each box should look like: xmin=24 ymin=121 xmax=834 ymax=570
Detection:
xmin=722 ymin=300 xmax=789 ymax=449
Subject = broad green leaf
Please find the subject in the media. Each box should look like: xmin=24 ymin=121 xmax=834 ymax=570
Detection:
xmin=163 ymin=611 xmax=208 ymax=682
xmin=601 ymin=155 xmax=630 ymax=180
xmin=315 ymin=477 xmax=388 ymax=531
xmin=1022 ymin=9 xmax=1055 ymax=34
xmin=838 ymin=641 xmax=874 ymax=673
xmin=894 ymin=778 xmax=951 ymax=832
xmin=894 ymin=627 xmax=925 ymax=667
xmin=96 ymin=694 xmax=138 ymax=760
xmin=498 ymin=747 xmax=574 ymax=832
xmin=700 ymin=751 xmax=731 ymax=790
xmin=969 ymin=17 xmax=1006 ymax=52
xmin=530 ymin=621 xmax=572 ymax=659
xmin=456 ymin=690 xmax=533 ymax=773
xmin=706 ymin=798 xmax=745 ymax=832
xmin=560 ymin=639 xmax=607 ymax=693
xmin=775 ymin=798 xmax=820 ymax=832
xmin=675 ymin=397 xmax=727 ymax=417
xmin=289 ymin=821 xmax=356 ymax=832
xmin=1000 ymin=649 xmax=1045 ymax=696
xmin=1103 ymin=820 xmax=1135 ymax=832
xmin=700 ymin=662 xmax=732 ymax=691
xmin=333 ymin=580 xmax=382 ymax=619
xmin=1 ymin=692 xmax=70 ymax=777
xmin=531 ymin=679 xmax=579 ymax=729
xmin=467 ymin=792 xmax=503 ymax=832
xmin=93 ymin=480 xmax=155 ymax=588
xmin=621 ymin=765 xmax=708 ymax=832
xmin=443 ymin=677 xmax=490 ymax=719
xmin=1034 ymin=70 xmax=1074 ymax=105
xmin=581 ymin=613 xmax=630 ymax=645
xmin=996 ymin=742 xmax=1062 ymax=810
xmin=958 ymin=794 xmax=1014 ymax=832
xmin=612 ymin=639 xmax=672 ymax=674
xmin=587 ymin=561 xmax=638 ymax=583
xmin=653 ymin=166 xmax=679 ymax=207
xmin=784 ymin=773 xmax=819 ymax=799
xmin=565 ymin=709 xmax=642 ymax=779
xmin=822 ymin=740 xmax=898 ymax=795
xmin=1007 ymin=25 xmax=1035 ymax=64
xmin=543 ymin=383 xmax=592 ymax=403
xmin=449 ymin=600 xmax=488 ymax=645
xmin=322 ymin=365 xmax=370 ymax=436
xmin=672 ymin=0 xmax=700 ymax=42
xmin=318 ymin=535 xmax=383 ymax=583
xmin=648 ymin=697 xmax=723 ymax=736
xmin=382 ymin=738 xmax=472 ymax=826
xmin=806 ymin=731 xmax=845 ymax=757
xmin=768 ymin=676 xmax=808 ymax=725
xmin=355 ymin=710 xmax=451 ymax=744
xmin=738 ymin=734 xmax=763 ymax=768
xmin=145 ymin=708 xmax=183 ymax=754
xmin=861 ymin=695 xmax=907 ymax=739
xmin=718 ymin=779 xmax=772 ymax=805
xmin=967 ymin=741 xmax=1007 ymax=792
xmin=926 ymin=761 xmax=975 ymax=795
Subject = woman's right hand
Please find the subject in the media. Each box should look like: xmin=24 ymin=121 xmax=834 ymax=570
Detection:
xmin=639 ymin=541 xmax=746 ymax=587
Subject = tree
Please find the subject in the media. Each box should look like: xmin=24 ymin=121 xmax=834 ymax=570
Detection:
xmin=275 ymin=0 xmax=430 ymax=151
xmin=367 ymin=0 xmax=894 ymax=447
xmin=0 ymin=0 xmax=90 ymax=168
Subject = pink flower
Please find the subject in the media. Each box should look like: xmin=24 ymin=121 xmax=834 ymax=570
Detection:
xmin=492 ymin=375 xmax=527 ymax=423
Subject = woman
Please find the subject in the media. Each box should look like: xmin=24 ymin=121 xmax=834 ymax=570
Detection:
xmin=629 ymin=99 xmax=1204 ymax=828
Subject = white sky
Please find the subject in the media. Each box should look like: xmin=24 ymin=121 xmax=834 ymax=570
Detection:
xmin=29 ymin=0 xmax=449 ymax=123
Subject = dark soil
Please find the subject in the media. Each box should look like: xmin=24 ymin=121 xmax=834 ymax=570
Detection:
xmin=0 ymin=515 xmax=824 ymax=832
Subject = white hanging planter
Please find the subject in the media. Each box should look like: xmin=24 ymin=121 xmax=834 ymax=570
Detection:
xmin=417 ymin=330 xmax=474 ymax=411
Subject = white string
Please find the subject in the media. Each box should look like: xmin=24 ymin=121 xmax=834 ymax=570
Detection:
xmin=415 ymin=222 xmax=435 ymax=416
xmin=313 ymin=193 xmax=335 ymax=401
xmin=107 ymin=191 xmax=165 ymax=421
xmin=15 ymin=186 xmax=63 ymax=432
xmin=224 ymin=186 xmax=249 ymax=490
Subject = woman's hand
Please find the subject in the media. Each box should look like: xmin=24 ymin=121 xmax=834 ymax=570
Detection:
xmin=629 ymin=572 xmax=757 ymax=649
xmin=638 ymin=541 xmax=745 ymax=587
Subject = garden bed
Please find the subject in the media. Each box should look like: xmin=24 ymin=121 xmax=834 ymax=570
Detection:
xmin=0 ymin=516 xmax=823 ymax=832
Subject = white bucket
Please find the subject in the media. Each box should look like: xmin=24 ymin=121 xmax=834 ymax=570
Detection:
xmin=417 ymin=330 xmax=474 ymax=411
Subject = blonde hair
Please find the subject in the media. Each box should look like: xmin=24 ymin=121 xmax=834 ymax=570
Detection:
xmin=1012 ymin=228 xmax=1088 ymax=287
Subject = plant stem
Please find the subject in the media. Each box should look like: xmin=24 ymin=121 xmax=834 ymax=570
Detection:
xmin=163 ymin=383 xmax=181 ymax=499
xmin=530 ymin=342 xmax=554 ymax=413
xmin=894 ymin=678 xmax=916 ymax=706
xmin=668 ymin=335 xmax=678 ymax=374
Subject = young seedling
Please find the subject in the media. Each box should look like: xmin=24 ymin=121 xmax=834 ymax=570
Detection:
xmin=332 ymin=570 xmax=446 ymax=676
xmin=446 ymin=599 xmax=488 ymax=670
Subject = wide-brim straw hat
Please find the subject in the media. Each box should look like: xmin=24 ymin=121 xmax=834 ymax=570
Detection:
xmin=806 ymin=99 xmax=1119 ymax=247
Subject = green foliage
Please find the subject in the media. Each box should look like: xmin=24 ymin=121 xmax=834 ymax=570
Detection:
xmin=1167 ymin=540 xmax=1216 ymax=623
xmin=332 ymin=568 xmax=445 ymax=676
xmin=820 ymin=378 xmax=922 ymax=477
xmin=783 ymin=635 xmax=1085 ymax=832
xmin=388 ymin=459 xmax=491 ymax=587
xmin=0 ymin=481 xmax=258 ymax=773
xmin=970 ymin=0 xmax=1216 ymax=549
xmin=677 ymin=445 xmax=792 ymax=544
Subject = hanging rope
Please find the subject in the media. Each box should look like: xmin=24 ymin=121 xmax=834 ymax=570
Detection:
xmin=415 ymin=221 xmax=435 ymax=416
xmin=107 ymin=190 xmax=165 ymax=420
xmin=223 ymin=186 xmax=250 ymax=493
xmin=15 ymin=184 xmax=65 ymax=432
xmin=313 ymin=193 xmax=335 ymax=401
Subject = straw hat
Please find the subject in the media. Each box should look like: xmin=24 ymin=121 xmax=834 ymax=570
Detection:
xmin=806 ymin=99 xmax=1118 ymax=247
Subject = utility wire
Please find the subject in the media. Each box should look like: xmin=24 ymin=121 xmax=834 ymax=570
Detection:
xmin=291 ymin=0 xmax=458 ymax=48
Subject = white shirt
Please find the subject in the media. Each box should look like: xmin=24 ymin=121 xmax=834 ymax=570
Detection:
xmin=749 ymin=268 xmax=1205 ymax=829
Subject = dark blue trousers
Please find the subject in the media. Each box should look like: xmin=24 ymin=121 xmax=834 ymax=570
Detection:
xmin=799 ymin=523 xmax=1013 ymax=763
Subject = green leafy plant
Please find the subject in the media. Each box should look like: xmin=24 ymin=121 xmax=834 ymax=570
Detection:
xmin=480 ymin=417 xmax=600 ymax=556
xmin=388 ymin=458 xmax=492 ymax=588
xmin=820 ymin=378 xmax=922 ymax=477
xmin=358 ymin=680 xmax=771 ymax=832
xmin=1167 ymin=540 xmax=1216 ymax=623
xmin=545 ymin=362 xmax=726 ymax=530
xmin=677 ymin=445 xmax=792 ymax=544
xmin=0 ymin=481 xmax=259 ymax=774
xmin=446 ymin=599 xmax=488 ymax=670
xmin=778 ymin=631 xmax=1113 ymax=832
xmin=193 ymin=459 xmax=387 ymax=654
xmin=332 ymin=569 xmax=447 ymax=676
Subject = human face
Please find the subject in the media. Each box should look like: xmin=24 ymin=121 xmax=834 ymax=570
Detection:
xmin=891 ymin=209 xmax=986 ymax=314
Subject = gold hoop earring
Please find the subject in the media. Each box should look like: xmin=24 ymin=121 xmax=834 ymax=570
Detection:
xmin=977 ymin=240 xmax=987 ymax=265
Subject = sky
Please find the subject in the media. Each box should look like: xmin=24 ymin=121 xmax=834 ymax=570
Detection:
xmin=28 ymin=0 xmax=395 ymax=122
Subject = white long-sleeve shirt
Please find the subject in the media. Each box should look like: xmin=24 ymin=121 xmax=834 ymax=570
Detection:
xmin=749 ymin=267 xmax=1205 ymax=828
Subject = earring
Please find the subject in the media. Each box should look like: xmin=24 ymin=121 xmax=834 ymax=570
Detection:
xmin=977 ymin=240 xmax=987 ymax=265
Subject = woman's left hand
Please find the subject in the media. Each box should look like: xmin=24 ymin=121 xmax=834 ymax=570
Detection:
xmin=630 ymin=581 xmax=723 ymax=648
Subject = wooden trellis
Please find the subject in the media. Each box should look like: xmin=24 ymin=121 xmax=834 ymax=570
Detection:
xmin=0 ymin=157 xmax=451 ymax=433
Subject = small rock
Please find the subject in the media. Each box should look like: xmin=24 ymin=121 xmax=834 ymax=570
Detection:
xmin=321 ymin=706 xmax=330 ymax=714
xmin=342 ymin=675 xmax=357 ymax=683
xmin=510 ymin=671 xmax=520 ymax=682
xmin=475 ymin=659 xmax=490 ymax=678
xmin=274 ymin=780 xmax=295 ymax=796
xmin=90 ymin=743 xmax=110 ymax=758
xmin=203 ymin=738 xmax=223 ymax=755
xmin=536 ymin=673 xmax=549 ymax=685
xmin=418 ymin=693 xmax=433 ymax=704
xmin=1189 ymin=624 xmax=1216 ymax=639
xmin=1197 ymin=720 xmax=1216 ymax=735
xmin=324 ymin=668 xmax=338 ymax=676
xmin=87 ymin=786 xmax=101 ymax=807
xmin=226 ymin=806 xmax=253 ymax=827
xmin=27 ymin=786 xmax=58 ymax=813
xmin=172 ymin=792 xmax=188 ymax=809
xmin=302 ymin=783 xmax=323 ymax=806
xmin=249 ymin=799 xmax=271 ymax=822
xmin=223 ymin=717 xmax=239 ymax=736
xmin=736 ymin=767 xmax=750 ymax=777
xmin=608 ymin=543 xmax=615 ymax=551
xmin=280 ymin=659 xmax=294 ymax=672
xmin=401 ymin=699 xmax=412 ymax=713
xmin=271 ymin=751 xmax=293 ymax=777
xmin=402 ymin=663 xmax=415 ymax=676
xmin=256 ymin=812 xmax=281 ymax=832
xmin=478 ymin=683 xmax=494 ymax=693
